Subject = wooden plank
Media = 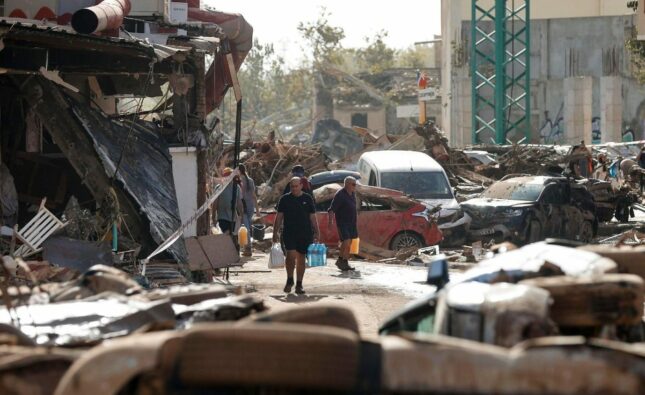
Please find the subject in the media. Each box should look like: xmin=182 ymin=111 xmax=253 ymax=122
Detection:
xmin=197 ymin=234 xmax=240 ymax=269
xmin=186 ymin=237 xmax=212 ymax=271
xmin=579 ymin=244 xmax=645 ymax=281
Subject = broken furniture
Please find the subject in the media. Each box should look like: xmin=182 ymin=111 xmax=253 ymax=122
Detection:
xmin=186 ymin=234 xmax=241 ymax=280
xmin=13 ymin=199 xmax=67 ymax=259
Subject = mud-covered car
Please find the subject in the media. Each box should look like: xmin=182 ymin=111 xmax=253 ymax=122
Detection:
xmin=461 ymin=176 xmax=597 ymax=245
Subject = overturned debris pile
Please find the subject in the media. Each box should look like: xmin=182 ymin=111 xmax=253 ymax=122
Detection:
xmin=476 ymin=144 xmax=571 ymax=178
xmin=411 ymin=122 xmax=495 ymax=199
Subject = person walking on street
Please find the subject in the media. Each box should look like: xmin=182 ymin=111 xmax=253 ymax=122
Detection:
xmin=214 ymin=167 xmax=243 ymax=239
xmin=283 ymin=164 xmax=314 ymax=200
xmin=328 ymin=176 xmax=358 ymax=271
xmin=238 ymin=164 xmax=261 ymax=256
xmin=273 ymin=177 xmax=319 ymax=295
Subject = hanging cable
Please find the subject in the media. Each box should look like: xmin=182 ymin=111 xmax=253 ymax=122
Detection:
xmin=111 ymin=61 xmax=155 ymax=182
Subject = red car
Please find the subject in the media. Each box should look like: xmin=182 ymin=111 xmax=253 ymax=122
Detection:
xmin=264 ymin=184 xmax=442 ymax=250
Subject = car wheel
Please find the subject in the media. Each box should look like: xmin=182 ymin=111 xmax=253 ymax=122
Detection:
xmin=579 ymin=221 xmax=593 ymax=243
xmin=390 ymin=232 xmax=425 ymax=250
xmin=527 ymin=220 xmax=542 ymax=244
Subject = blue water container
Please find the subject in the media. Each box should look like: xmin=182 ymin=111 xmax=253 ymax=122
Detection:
xmin=306 ymin=244 xmax=316 ymax=267
xmin=307 ymin=243 xmax=327 ymax=267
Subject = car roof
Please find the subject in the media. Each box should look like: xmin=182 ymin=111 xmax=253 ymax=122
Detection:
xmin=309 ymin=170 xmax=361 ymax=185
xmin=359 ymin=150 xmax=444 ymax=172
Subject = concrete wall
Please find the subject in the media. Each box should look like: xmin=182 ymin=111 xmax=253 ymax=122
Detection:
xmin=334 ymin=107 xmax=387 ymax=136
xmin=564 ymin=77 xmax=593 ymax=144
xmin=441 ymin=0 xmax=465 ymax=143
xmin=445 ymin=12 xmax=645 ymax=146
xmin=600 ymin=75 xmax=623 ymax=143
xmin=170 ymin=147 xmax=197 ymax=237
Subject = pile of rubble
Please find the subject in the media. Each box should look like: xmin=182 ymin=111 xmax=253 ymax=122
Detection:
xmin=1 ymin=237 xmax=644 ymax=394
xmin=221 ymin=138 xmax=329 ymax=207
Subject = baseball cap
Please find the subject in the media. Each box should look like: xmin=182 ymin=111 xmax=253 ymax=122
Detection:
xmin=291 ymin=164 xmax=305 ymax=176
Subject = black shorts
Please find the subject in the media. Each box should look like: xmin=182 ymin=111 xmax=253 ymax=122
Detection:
xmin=283 ymin=233 xmax=312 ymax=255
xmin=337 ymin=223 xmax=358 ymax=241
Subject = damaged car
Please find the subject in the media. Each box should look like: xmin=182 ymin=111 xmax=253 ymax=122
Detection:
xmin=461 ymin=176 xmax=597 ymax=245
xmin=357 ymin=150 xmax=470 ymax=245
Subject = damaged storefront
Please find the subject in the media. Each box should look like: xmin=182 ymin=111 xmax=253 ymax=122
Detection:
xmin=0 ymin=7 xmax=250 ymax=280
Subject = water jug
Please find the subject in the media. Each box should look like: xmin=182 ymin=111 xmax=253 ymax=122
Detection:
xmin=350 ymin=238 xmax=360 ymax=255
xmin=238 ymin=225 xmax=248 ymax=248
xmin=306 ymin=243 xmax=317 ymax=266
xmin=307 ymin=243 xmax=327 ymax=267
xmin=318 ymin=243 xmax=327 ymax=266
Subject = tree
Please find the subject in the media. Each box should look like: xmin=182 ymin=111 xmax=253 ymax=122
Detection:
xmin=218 ymin=38 xmax=312 ymax=138
xmin=626 ymin=27 xmax=645 ymax=84
xmin=297 ymin=7 xmax=346 ymax=67
xmin=355 ymin=30 xmax=396 ymax=73
xmin=297 ymin=7 xmax=346 ymax=120
xmin=396 ymin=45 xmax=433 ymax=68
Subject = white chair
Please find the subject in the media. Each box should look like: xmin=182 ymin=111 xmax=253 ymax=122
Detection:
xmin=13 ymin=198 xmax=67 ymax=258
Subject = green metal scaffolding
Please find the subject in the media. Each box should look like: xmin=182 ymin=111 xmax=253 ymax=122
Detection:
xmin=471 ymin=0 xmax=530 ymax=144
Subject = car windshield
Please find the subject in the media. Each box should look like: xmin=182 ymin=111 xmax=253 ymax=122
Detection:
xmin=380 ymin=171 xmax=453 ymax=199
xmin=480 ymin=181 xmax=544 ymax=201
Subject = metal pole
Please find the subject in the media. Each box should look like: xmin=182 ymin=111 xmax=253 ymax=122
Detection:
xmin=227 ymin=99 xmax=242 ymax=281
xmin=494 ymin=0 xmax=507 ymax=144
xmin=525 ymin=1 xmax=531 ymax=143
xmin=471 ymin=0 xmax=477 ymax=144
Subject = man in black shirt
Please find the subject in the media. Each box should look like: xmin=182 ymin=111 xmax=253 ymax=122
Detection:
xmin=273 ymin=177 xmax=319 ymax=294
xmin=328 ymin=176 xmax=358 ymax=271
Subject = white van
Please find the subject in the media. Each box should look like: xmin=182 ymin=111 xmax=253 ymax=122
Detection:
xmin=357 ymin=150 xmax=470 ymax=243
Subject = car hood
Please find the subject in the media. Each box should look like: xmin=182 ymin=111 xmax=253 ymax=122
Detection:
xmin=420 ymin=198 xmax=460 ymax=217
xmin=461 ymin=198 xmax=534 ymax=209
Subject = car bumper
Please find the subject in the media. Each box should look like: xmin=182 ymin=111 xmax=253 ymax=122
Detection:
xmin=437 ymin=212 xmax=471 ymax=230
xmin=469 ymin=224 xmax=512 ymax=240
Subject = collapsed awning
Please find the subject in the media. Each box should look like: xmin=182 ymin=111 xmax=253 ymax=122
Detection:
xmin=21 ymin=77 xmax=187 ymax=263
xmin=187 ymin=8 xmax=253 ymax=111
xmin=62 ymin=90 xmax=188 ymax=263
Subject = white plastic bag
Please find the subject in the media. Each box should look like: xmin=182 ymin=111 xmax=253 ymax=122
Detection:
xmin=269 ymin=243 xmax=285 ymax=269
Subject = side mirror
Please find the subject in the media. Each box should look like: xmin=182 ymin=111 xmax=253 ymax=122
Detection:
xmin=427 ymin=254 xmax=449 ymax=289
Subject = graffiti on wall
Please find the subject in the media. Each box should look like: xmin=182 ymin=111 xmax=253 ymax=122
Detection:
xmin=592 ymin=116 xmax=601 ymax=144
xmin=540 ymin=103 xmax=635 ymax=144
xmin=592 ymin=117 xmax=635 ymax=143
xmin=538 ymin=104 xmax=564 ymax=144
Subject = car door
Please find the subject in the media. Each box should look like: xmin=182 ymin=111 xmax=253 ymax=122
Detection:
xmin=356 ymin=196 xmax=399 ymax=249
